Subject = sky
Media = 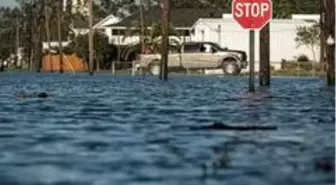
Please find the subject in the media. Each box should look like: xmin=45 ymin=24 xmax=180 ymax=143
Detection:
xmin=0 ymin=0 xmax=16 ymax=7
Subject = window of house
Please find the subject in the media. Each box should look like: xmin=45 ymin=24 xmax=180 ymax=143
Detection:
xmin=177 ymin=30 xmax=191 ymax=37
xmin=184 ymin=30 xmax=190 ymax=36
xmin=112 ymin=29 xmax=125 ymax=36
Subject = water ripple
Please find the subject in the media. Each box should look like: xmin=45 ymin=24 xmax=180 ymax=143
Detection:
xmin=0 ymin=72 xmax=334 ymax=185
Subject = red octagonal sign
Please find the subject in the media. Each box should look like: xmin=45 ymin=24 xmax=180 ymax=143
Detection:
xmin=232 ymin=0 xmax=273 ymax=30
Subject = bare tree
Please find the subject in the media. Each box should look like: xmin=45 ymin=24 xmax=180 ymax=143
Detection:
xmin=57 ymin=0 xmax=64 ymax=73
xmin=88 ymin=0 xmax=94 ymax=75
xmin=44 ymin=0 xmax=53 ymax=72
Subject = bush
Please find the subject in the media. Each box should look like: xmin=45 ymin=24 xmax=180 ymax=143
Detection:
xmin=297 ymin=54 xmax=309 ymax=62
xmin=68 ymin=32 xmax=118 ymax=70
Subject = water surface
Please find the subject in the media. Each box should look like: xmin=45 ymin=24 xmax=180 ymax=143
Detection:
xmin=0 ymin=72 xmax=334 ymax=185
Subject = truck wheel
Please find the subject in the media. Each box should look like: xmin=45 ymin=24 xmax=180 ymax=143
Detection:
xmin=222 ymin=61 xmax=241 ymax=75
xmin=148 ymin=61 xmax=161 ymax=76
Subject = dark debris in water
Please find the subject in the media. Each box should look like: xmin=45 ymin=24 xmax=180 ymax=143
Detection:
xmin=190 ymin=122 xmax=277 ymax=131
xmin=315 ymin=157 xmax=334 ymax=172
xmin=15 ymin=91 xmax=49 ymax=99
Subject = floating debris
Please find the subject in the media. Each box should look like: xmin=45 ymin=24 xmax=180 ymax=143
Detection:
xmin=190 ymin=122 xmax=277 ymax=131
xmin=15 ymin=92 xmax=49 ymax=99
xmin=315 ymin=158 xmax=334 ymax=172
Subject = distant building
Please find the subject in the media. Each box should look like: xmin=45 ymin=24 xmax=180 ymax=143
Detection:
xmin=103 ymin=7 xmax=225 ymax=45
xmin=71 ymin=14 xmax=121 ymax=37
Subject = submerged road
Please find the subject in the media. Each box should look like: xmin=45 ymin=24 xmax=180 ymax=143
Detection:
xmin=0 ymin=72 xmax=334 ymax=185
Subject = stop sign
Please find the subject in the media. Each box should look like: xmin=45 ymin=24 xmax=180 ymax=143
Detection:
xmin=232 ymin=0 xmax=272 ymax=30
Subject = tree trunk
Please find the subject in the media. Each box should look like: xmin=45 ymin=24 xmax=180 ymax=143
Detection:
xmin=45 ymin=1 xmax=53 ymax=72
xmin=311 ymin=45 xmax=317 ymax=76
xmin=160 ymin=0 xmax=170 ymax=80
xmin=259 ymin=22 xmax=270 ymax=86
xmin=33 ymin=12 xmax=38 ymax=72
xmin=324 ymin=0 xmax=335 ymax=85
xmin=57 ymin=0 xmax=64 ymax=74
xmin=320 ymin=0 xmax=326 ymax=71
xmin=15 ymin=18 xmax=20 ymax=68
xmin=37 ymin=0 xmax=45 ymax=73
xmin=140 ymin=0 xmax=145 ymax=54
xmin=88 ymin=0 xmax=94 ymax=75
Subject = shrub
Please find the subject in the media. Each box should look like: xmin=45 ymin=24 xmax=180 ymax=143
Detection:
xmin=297 ymin=54 xmax=309 ymax=62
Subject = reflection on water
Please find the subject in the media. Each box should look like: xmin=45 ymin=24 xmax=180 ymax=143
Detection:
xmin=0 ymin=72 xmax=334 ymax=185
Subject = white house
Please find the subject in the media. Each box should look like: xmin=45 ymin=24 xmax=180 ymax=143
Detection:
xmin=103 ymin=7 xmax=222 ymax=45
xmin=191 ymin=14 xmax=320 ymax=71
xmin=100 ymin=7 xmax=320 ymax=71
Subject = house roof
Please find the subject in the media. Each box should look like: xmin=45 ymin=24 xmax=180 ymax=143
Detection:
xmin=94 ymin=14 xmax=121 ymax=28
xmin=106 ymin=7 xmax=227 ymax=28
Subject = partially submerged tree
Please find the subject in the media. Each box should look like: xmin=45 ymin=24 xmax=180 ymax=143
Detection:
xmin=295 ymin=22 xmax=320 ymax=62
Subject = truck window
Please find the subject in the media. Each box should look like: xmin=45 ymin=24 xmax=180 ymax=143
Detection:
xmin=183 ymin=44 xmax=200 ymax=53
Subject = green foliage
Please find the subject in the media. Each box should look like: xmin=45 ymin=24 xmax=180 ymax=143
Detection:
xmin=0 ymin=7 xmax=22 ymax=60
xmin=295 ymin=22 xmax=320 ymax=62
xmin=297 ymin=54 xmax=309 ymax=62
xmin=121 ymin=21 xmax=182 ymax=60
xmin=69 ymin=31 xmax=117 ymax=68
xmin=295 ymin=23 xmax=320 ymax=47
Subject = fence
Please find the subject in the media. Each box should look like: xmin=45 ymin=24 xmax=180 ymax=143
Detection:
xmin=110 ymin=61 xmax=141 ymax=76
xmin=108 ymin=60 xmax=325 ymax=77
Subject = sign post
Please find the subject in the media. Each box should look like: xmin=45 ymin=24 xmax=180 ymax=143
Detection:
xmin=232 ymin=0 xmax=272 ymax=92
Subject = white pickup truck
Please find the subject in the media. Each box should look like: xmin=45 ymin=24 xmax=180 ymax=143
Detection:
xmin=137 ymin=41 xmax=248 ymax=75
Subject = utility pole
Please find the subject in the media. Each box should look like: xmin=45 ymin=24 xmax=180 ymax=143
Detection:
xmin=259 ymin=22 xmax=270 ymax=86
xmin=160 ymin=0 xmax=170 ymax=80
xmin=323 ymin=0 xmax=335 ymax=85
xmin=57 ymin=0 xmax=64 ymax=73
xmin=140 ymin=0 xmax=145 ymax=54
xmin=88 ymin=0 xmax=94 ymax=75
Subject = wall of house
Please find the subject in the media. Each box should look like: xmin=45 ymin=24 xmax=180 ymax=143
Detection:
xmin=109 ymin=35 xmax=192 ymax=45
xmin=191 ymin=14 xmax=320 ymax=69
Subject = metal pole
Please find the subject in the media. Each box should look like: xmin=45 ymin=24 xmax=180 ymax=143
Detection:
xmin=132 ymin=61 xmax=135 ymax=76
xmin=88 ymin=0 xmax=94 ymax=75
xmin=112 ymin=61 xmax=115 ymax=75
xmin=160 ymin=0 xmax=170 ymax=80
xmin=249 ymin=30 xmax=255 ymax=92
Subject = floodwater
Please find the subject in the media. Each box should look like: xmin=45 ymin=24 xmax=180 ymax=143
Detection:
xmin=0 ymin=72 xmax=334 ymax=185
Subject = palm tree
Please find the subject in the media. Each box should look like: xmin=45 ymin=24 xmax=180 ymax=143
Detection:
xmin=120 ymin=22 xmax=182 ymax=62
